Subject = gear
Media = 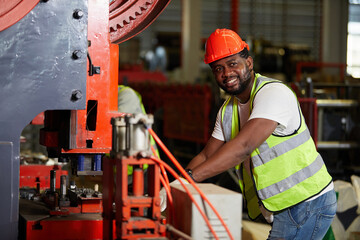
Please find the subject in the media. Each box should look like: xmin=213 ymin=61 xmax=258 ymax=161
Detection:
xmin=109 ymin=0 xmax=171 ymax=44
xmin=0 ymin=0 xmax=39 ymax=32
xmin=109 ymin=0 xmax=152 ymax=31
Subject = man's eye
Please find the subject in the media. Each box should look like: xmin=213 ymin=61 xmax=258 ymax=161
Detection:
xmin=214 ymin=67 xmax=222 ymax=72
xmin=229 ymin=62 xmax=236 ymax=67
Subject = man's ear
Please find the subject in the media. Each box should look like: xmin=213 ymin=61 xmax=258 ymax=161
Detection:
xmin=246 ymin=56 xmax=254 ymax=71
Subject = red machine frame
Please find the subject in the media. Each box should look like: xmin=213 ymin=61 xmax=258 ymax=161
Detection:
xmin=17 ymin=0 xmax=172 ymax=239
xmin=40 ymin=0 xmax=121 ymax=155
xmin=102 ymin=156 xmax=166 ymax=240
xmin=20 ymin=165 xmax=68 ymax=190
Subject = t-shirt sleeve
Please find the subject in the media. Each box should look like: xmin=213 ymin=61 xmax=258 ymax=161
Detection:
xmin=118 ymin=88 xmax=143 ymax=114
xmin=248 ymin=83 xmax=300 ymax=135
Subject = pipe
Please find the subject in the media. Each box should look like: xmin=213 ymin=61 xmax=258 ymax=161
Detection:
xmin=148 ymin=128 xmax=234 ymax=240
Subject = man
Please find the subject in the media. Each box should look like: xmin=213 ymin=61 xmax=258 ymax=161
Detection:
xmin=185 ymin=29 xmax=337 ymax=239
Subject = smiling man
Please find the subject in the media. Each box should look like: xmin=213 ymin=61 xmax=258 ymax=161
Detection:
xmin=184 ymin=29 xmax=337 ymax=239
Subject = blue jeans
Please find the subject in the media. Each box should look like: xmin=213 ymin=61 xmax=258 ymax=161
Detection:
xmin=268 ymin=189 xmax=337 ymax=240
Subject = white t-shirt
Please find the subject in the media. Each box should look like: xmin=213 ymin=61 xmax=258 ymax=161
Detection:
xmin=212 ymin=82 xmax=300 ymax=140
xmin=212 ymin=80 xmax=333 ymax=215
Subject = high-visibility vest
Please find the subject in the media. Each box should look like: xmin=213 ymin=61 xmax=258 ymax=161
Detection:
xmin=118 ymin=85 xmax=160 ymax=175
xmin=220 ymin=74 xmax=332 ymax=219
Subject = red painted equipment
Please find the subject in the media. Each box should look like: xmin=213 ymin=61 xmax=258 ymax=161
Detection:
xmin=39 ymin=0 xmax=171 ymax=160
xmin=20 ymin=198 xmax=117 ymax=240
xmin=30 ymin=112 xmax=45 ymax=125
xmin=0 ymin=0 xmax=39 ymax=31
xmin=20 ymin=165 xmax=67 ymax=190
xmin=102 ymin=156 xmax=167 ymax=240
xmin=17 ymin=0 xmax=172 ymax=239
xmin=39 ymin=2 xmax=122 ymax=156
xmin=116 ymin=157 xmax=166 ymax=239
xmin=109 ymin=0 xmax=172 ymax=44
xmin=102 ymin=114 xmax=167 ymax=240
xmin=20 ymin=167 xmax=112 ymax=239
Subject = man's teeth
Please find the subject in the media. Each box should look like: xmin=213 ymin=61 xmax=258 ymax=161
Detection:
xmin=228 ymin=78 xmax=236 ymax=84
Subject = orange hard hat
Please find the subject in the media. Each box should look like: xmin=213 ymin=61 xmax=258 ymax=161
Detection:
xmin=204 ymin=29 xmax=249 ymax=64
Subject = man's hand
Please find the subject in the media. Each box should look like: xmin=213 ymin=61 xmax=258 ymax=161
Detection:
xmin=160 ymin=178 xmax=189 ymax=212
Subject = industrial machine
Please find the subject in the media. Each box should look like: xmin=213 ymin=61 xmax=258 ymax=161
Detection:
xmin=0 ymin=0 xmax=171 ymax=239
xmin=103 ymin=113 xmax=167 ymax=239
xmin=0 ymin=1 xmax=241 ymax=239
xmin=103 ymin=113 xmax=241 ymax=239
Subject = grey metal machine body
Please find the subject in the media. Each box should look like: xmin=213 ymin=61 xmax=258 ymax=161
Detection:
xmin=0 ymin=1 xmax=88 ymax=238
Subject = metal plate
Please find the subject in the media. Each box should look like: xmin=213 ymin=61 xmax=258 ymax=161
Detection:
xmin=0 ymin=0 xmax=88 ymax=238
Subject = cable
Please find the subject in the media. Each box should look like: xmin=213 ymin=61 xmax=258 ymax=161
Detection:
xmin=150 ymin=145 xmax=159 ymax=159
xmin=160 ymin=163 xmax=170 ymax=187
xmin=151 ymin=145 xmax=170 ymax=186
xmin=147 ymin=128 xmax=234 ymax=240
xmin=151 ymin=147 xmax=171 ymax=219
xmin=150 ymin=156 xmax=220 ymax=240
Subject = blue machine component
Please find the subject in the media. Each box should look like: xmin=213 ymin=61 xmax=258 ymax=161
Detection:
xmin=94 ymin=154 xmax=102 ymax=171
xmin=77 ymin=155 xmax=85 ymax=171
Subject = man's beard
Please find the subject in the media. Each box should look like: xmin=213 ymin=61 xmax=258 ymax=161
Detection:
xmin=220 ymin=67 xmax=252 ymax=95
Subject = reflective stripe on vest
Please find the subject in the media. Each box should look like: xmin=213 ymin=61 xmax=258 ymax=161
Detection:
xmin=221 ymin=97 xmax=239 ymax=142
xmin=251 ymin=128 xmax=311 ymax=168
xmin=220 ymin=74 xmax=332 ymax=216
xmin=257 ymin=154 xmax=324 ymax=200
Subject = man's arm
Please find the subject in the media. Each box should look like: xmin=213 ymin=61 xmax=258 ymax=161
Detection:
xmin=190 ymin=118 xmax=278 ymax=182
xmin=186 ymin=136 xmax=225 ymax=170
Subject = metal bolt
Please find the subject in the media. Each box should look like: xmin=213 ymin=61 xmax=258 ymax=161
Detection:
xmin=71 ymin=90 xmax=82 ymax=101
xmin=73 ymin=9 xmax=84 ymax=19
xmin=72 ymin=50 xmax=81 ymax=59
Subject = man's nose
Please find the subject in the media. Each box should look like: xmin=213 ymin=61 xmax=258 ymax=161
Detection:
xmin=223 ymin=66 xmax=233 ymax=77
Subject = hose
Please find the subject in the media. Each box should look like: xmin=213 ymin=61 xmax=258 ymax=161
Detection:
xmin=147 ymin=128 xmax=234 ymax=240
xmin=150 ymin=156 xmax=220 ymax=240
